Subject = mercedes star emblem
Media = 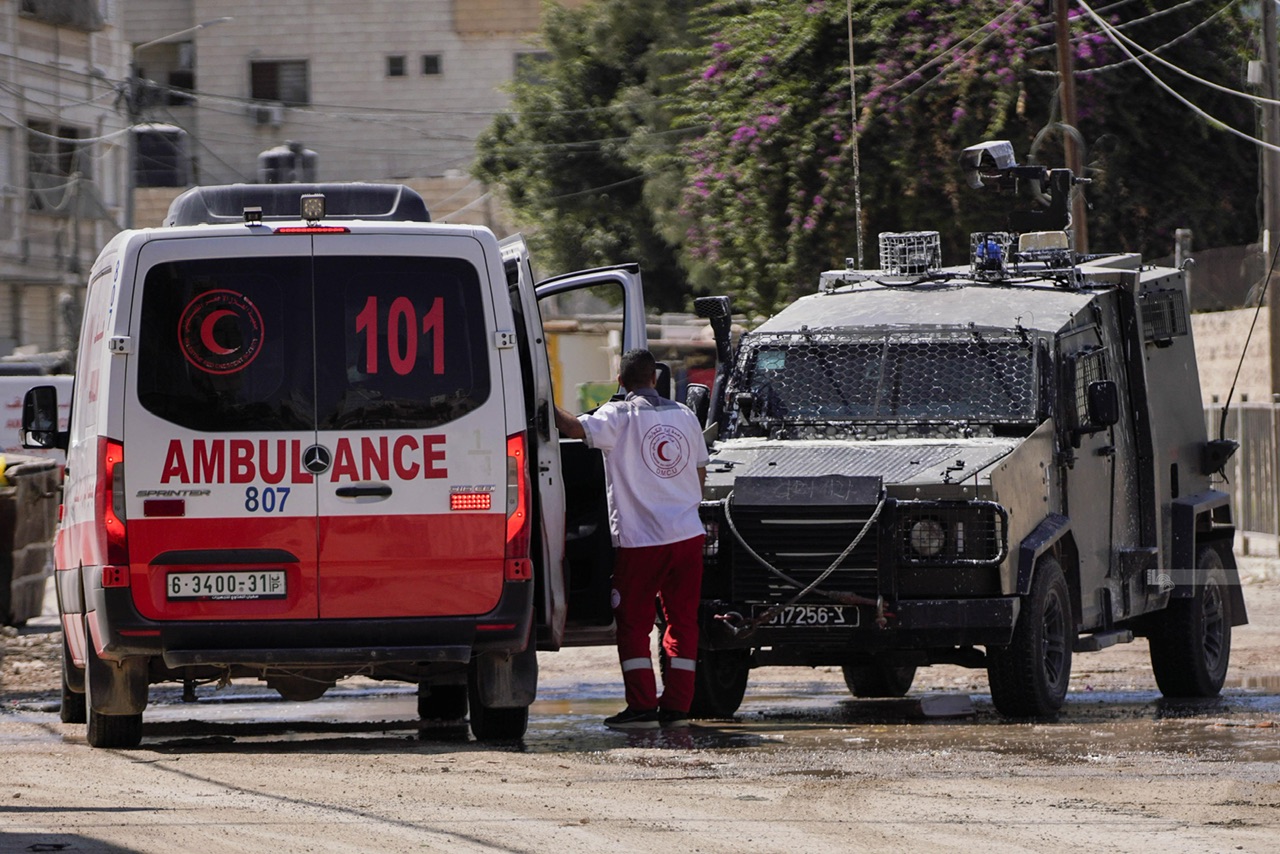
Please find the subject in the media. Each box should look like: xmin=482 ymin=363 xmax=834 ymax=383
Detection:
xmin=302 ymin=444 xmax=332 ymax=475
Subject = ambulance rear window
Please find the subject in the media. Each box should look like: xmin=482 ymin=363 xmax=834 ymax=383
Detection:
xmin=314 ymin=255 xmax=490 ymax=429
xmin=135 ymin=254 xmax=491 ymax=431
xmin=137 ymin=256 xmax=315 ymax=431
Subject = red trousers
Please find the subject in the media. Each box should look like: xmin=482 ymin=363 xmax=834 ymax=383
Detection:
xmin=612 ymin=535 xmax=704 ymax=712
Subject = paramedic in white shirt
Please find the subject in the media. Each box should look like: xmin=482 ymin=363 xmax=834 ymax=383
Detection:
xmin=554 ymin=348 xmax=709 ymax=730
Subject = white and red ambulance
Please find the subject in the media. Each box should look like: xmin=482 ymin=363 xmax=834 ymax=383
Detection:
xmin=23 ymin=184 xmax=647 ymax=747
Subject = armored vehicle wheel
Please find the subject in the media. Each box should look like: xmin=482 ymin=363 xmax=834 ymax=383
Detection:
xmin=841 ymin=664 xmax=917 ymax=698
xmin=987 ymin=556 xmax=1073 ymax=718
xmin=60 ymin=632 xmax=86 ymax=725
xmin=1148 ymin=546 xmax=1231 ymax=698
xmin=467 ymin=675 xmax=529 ymax=742
xmin=418 ymin=682 xmax=468 ymax=721
xmin=688 ymin=648 xmax=751 ymax=719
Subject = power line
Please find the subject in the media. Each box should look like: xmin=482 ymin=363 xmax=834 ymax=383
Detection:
xmin=1075 ymin=0 xmax=1280 ymax=154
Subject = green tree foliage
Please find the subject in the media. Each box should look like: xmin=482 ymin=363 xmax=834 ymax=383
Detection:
xmin=673 ymin=0 xmax=1257 ymax=315
xmin=474 ymin=0 xmax=697 ymax=311
xmin=479 ymin=0 xmax=1257 ymax=317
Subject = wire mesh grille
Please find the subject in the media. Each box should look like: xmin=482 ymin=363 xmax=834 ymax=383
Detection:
xmin=1070 ymin=347 xmax=1110 ymax=429
xmin=727 ymin=331 xmax=1037 ymax=439
xmin=1139 ymin=288 xmax=1189 ymax=341
xmin=897 ymin=501 xmax=1007 ymax=565
xmin=879 ymin=231 xmax=942 ymax=275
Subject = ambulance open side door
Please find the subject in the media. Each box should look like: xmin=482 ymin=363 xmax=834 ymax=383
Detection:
xmin=500 ymin=235 xmax=646 ymax=649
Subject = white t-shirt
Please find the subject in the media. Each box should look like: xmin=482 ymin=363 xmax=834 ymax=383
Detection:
xmin=578 ymin=388 xmax=709 ymax=548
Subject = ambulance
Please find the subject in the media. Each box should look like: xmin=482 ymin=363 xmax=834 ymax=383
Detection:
xmin=22 ymin=183 xmax=646 ymax=747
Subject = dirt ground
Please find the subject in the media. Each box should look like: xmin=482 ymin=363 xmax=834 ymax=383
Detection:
xmin=1 ymin=560 xmax=1278 ymax=853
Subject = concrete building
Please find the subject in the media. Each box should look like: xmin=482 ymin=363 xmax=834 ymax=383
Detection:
xmin=1 ymin=1 xmax=130 ymax=355
xmin=124 ymin=0 xmax=579 ymax=226
xmin=1 ymin=0 xmax=581 ymax=357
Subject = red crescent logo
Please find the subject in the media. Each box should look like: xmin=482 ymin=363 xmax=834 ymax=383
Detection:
xmin=656 ymin=440 xmax=672 ymax=463
xmin=200 ymin=309 xmax=237 ymax=355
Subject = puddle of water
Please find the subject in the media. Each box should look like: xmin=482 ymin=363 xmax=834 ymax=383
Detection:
xmin=1226 ymin=673 xmax=1280 ymax=691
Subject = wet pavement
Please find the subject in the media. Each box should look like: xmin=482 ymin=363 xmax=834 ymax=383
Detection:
xmin=6 ymin=669 xmax=1278 ymax=764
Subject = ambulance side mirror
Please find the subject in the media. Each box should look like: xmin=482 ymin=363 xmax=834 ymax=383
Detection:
xmin=22 ymin=385 xmax=68 ymax=451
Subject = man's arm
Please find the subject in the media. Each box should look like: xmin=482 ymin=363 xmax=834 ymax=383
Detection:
xmin=553 ymin=404 xmax=586 ymax=440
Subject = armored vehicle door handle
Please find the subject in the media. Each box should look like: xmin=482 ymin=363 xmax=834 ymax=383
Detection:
xmin=1095 ymin=445 xmax=1115 ymax=458
xmin=335 ymin=484 xmax=393 ymax=498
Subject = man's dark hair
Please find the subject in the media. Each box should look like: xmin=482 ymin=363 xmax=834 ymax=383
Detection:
xmin=618 ymin=348 xmax=657 ymax=390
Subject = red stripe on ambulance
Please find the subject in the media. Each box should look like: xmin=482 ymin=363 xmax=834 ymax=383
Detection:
xmin=159 ymin=436 xmax=448 ymax=484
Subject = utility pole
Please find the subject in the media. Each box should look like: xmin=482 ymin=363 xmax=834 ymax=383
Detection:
xmin=1263 ymin=0 xmax=1280 ymax=397
xmin=1054 ymin=0 xmax=1088 ymax=253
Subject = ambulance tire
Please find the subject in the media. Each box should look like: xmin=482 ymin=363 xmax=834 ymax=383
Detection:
xmin=688 ymin=648 xmax=751 ymax=719
xmin=83 ymin=617 xmax=145 ymax=749
xmin=1148 ymin=546 xmax=1231 ymax=698
xmin=841 ymin=664 xmax=917 ymax=698
xmin=467 ymin=677 xmax=529 ymax=742
xmin=986 ymin=556 xmax=1073 ymax=719
xmin=418 ymin=682 xmax=468 ymax=721
xmin=60 ymin=632 xmax=86 ymax=725
xmin=84 ymin=660 xmax=144 ymax=750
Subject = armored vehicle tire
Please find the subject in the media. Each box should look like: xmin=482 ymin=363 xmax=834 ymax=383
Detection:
xmin=1148 ymin=546 xmax=1231 ymax=698
xmin=60 ymin=633 xmax=86 ymax=725
xmin=466 ymin=676 xmax=529 ymax=742
xmin=841 ymin=664 xmax=917 ymax=698
xmin=986 ymin=556 xmax=1073 ymax=718
xmin=688 ymin=648 xmax=751 ymax=719
xmin=418 ymin=682 xmax=468 ymax=721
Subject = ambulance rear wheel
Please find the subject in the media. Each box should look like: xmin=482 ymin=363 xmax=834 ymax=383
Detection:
xmin=986 ymin=556 xmax=1073 ymax=719
xmin=1149 ymin=546 xmax=1231 ymax=698
xmin=841 ymin=664 xmax=917 ymax=698
xmin=83 ymin=615 xmax=145 ymax=749
xmin=689 ymin=648 xmax=751 ymax=719
xmin=467 ymin=685 xmax=528 ymax=742
xmin=60 ymin=632 xmax=86 ymax=725
xmin=418 ymin=682 xmax=468 ymax=721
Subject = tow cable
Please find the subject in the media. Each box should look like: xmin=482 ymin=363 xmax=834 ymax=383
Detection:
xmin=714 ymin=491 xmax=893 ymax=639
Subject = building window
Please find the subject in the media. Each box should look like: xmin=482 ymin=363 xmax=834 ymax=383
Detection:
xmin=421 ymin=54 xmax=442 ymax=76
xmin=250 ymin=60 xmax=309 ymax=106
xmin=387 ymin=55 xmax=406 ymax=78
xmin=27 ymin=121 xmax=90 ymax=215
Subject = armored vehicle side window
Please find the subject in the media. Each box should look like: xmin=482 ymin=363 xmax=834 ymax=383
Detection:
xmin=136 ymin=256 xmax=315 ymax=431
xmin=314 ymin=255 xmax=491 ymax=430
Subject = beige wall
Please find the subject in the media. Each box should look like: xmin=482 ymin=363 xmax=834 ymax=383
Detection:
xmin=1193 ymin=308 xmax=1272 ymax=406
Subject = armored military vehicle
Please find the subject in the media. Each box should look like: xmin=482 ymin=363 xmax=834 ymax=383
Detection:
xmin=688 ymin=141 xmax=1247 ymax=719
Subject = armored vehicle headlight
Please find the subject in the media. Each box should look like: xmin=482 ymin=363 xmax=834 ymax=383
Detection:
xmin=909 ymin=518 xmax=946 ymax=557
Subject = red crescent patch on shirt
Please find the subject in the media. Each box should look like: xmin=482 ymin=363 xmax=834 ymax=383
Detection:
xmin=641 ymin=424 xmax=690 ymax=478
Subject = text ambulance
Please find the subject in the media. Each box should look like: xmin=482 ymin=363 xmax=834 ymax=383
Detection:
xmin=23 ymin=184 xmax=646 ymax=747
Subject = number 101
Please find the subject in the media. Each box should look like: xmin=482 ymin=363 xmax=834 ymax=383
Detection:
xmin=354 ymin=295 xmax=444 ymax=376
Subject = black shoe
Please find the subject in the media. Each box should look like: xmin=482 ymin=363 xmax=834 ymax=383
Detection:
xmin=658 ymin=709 xmax=691 ymax=728
xmin=604 ymin=707 xmax=660 ymax=730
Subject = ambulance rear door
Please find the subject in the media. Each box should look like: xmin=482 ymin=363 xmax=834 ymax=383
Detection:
xmin=125 ymin=237 xmax=322 ymax=622
xmin=311 ymin=233 xmax=508 ymax=619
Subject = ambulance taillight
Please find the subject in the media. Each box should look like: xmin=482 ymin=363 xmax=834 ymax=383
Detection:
xmin=97 ymin=437 xmax=129 ymax=585
xmin=504 ymin=432 xmax=531 ymax=581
